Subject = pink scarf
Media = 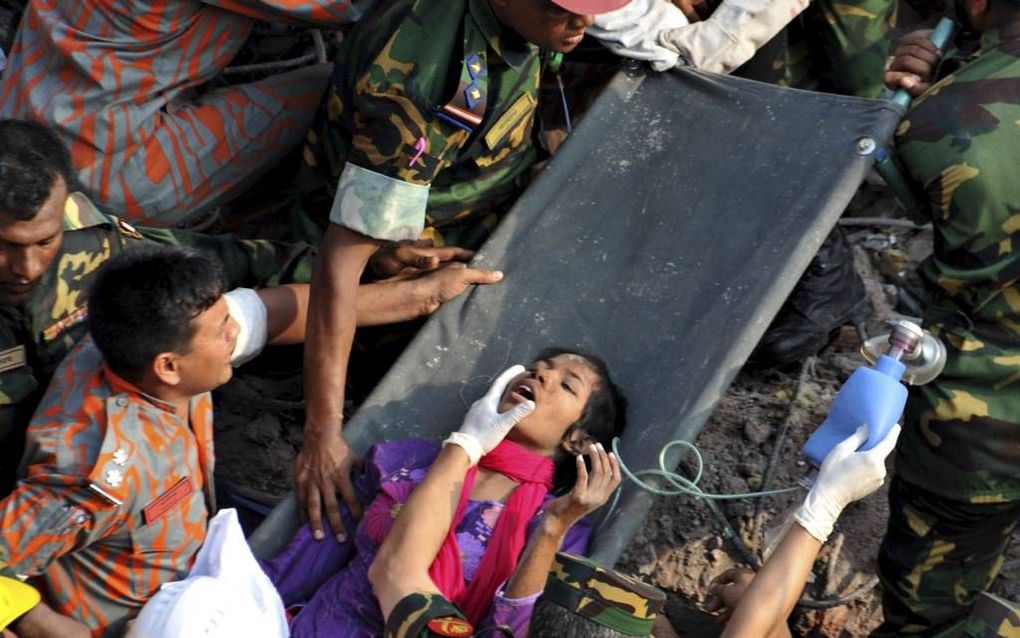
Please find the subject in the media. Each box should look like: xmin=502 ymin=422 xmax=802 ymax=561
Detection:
xmin=427 ymin=440 xmax=554 ymax=626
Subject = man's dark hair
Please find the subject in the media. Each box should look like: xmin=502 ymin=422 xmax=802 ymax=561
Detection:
xmin=88 ymin=246 xmax=225 ymax=381
xmin=534 ymin=347 xmax=628 ymax=492
xmin=529 ymin=597 xmax=634 ymax=638
xmin=0 ymin=119 xmax=74 ymax=220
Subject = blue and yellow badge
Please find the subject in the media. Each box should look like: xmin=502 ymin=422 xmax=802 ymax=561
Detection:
xmin=438 ymin=52 xmax=488 ymax=132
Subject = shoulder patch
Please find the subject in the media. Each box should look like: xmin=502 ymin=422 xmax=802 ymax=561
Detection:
xmin=0 ymin=346 xmax=26 ymax=373
xmin=426 ymin=617 xmax=474 ymax=637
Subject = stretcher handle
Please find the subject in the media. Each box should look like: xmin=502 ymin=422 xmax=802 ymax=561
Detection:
xmin=890 ymin=17 xmax=956 ymax=109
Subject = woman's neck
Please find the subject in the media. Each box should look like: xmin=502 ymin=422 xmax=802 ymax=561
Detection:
xmin=469 ymin=467 xmax=521 ymax=503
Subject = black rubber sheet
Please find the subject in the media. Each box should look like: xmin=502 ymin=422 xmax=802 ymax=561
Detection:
xmin=249 ymin=68 xmax=904 ymax=565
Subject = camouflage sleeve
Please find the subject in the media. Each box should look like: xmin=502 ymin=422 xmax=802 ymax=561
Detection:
xmin=324 ymin=17 xmax=472 ymax=243
xmin=384 ymin=592 xmax=476 ymax=638
xmin=134 ymin=227 xmax=315 ymax=289
xmin=199 ymin=0 xmax=372 ymax=26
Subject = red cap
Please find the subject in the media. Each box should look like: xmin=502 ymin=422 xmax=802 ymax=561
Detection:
xmin=550 ymin=0 xmax=630 ymax=14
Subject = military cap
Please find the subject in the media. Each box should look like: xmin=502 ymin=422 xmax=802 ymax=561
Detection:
xmin=542 ymin=553 xmax=666 ymax=637
xmin=551 ymin=0 xmax=631 ymax=14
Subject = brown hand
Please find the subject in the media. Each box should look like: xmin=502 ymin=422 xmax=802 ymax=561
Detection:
xmin=369 ymin=240 xmax=475 ymax=279
xmin=705 ymin=567 xmax=756 ymax=623
xmin=412 ymin=263 xmax=504 ymax=317
xmin=884 ymin=29 xmax=940 ymax=97
xmin=294 ymin=431 xmax=363 ymax=542
xmin=543 ymin=443 xmax=621 ymax=536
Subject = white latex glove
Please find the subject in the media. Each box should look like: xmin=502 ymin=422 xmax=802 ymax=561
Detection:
xmin=589 ymin=0 xmax=689 ymax=72
xmin=794 ymin=423 xmax=901 ymax=542
xmin=659 ymin=0 xmax=809 ymax=74
xmin=444 ymin=365 xmax=535 ymax=465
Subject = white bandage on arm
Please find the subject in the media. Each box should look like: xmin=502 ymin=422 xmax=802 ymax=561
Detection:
xmin=223 ymin=288 xmax=268 ymax=366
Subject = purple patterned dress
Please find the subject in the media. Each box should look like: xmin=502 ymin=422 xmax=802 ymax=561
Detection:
xmin=260 ymin=439 xmax=592 ymax=637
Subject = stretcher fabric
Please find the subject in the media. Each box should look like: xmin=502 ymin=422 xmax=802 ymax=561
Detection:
xmin=249 ymin=68 xmax=903 ymax=565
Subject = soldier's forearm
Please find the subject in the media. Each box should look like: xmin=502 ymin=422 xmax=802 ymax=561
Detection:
xmin=722 ymin=525 xmax=820 ymax=638
xmin=369 ymin=444 xmax=471 ymax=619
xmin=303 ymin=225 xmax=378 ymax=437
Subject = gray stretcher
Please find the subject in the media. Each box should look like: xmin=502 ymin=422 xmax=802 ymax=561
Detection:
xmin=248 ymin=68 xmax=904 ymax=566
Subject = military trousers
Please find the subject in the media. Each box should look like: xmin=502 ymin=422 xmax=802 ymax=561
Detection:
xmin=873 ymin=477 xmax=1020 ymax=637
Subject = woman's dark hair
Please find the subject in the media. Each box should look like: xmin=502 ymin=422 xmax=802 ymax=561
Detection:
xmin=0 ymin=119 xmax=74 ymax=220
xmin=535 ymin=347 xmax=628 ymax=492
xmin=88 ymin=246 xmax=225 ymax=381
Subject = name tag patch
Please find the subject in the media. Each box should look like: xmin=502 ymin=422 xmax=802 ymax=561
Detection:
xmin=0 ymin=346 xmax=27 ymax=374
xmin=143 ymin=477 xmax=194 ymax=524
xmin=484 ymin=92 xmax=536 ymax=150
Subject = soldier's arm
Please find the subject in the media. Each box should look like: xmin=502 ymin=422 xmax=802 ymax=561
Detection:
xmin=368 ymin=444 xmax=470 ymax=619
xmin=199 ymin=0 xmax=370 ymax=27
xmin=297 ymin=224 xmax=380 ymax=542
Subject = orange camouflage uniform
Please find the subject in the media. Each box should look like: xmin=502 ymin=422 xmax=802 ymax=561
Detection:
xmin=0 ymin=0 xmax=369 ymax=226
xmin=0 ymin=337 xmax=214 ymax=637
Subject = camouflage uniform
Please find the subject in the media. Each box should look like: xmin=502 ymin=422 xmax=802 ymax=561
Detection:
xmin=873 ymin=23 xmax=1020 ymax=637
xmin=0 ymin=191 xmax=314 ymax=494
xmin=739 ymin=0 xmax=897 ymax=98
xmin=534 ymin=553 xmax=666 ymax=637
xmin=384 ymin=592 xmax=494 ymax=638
xmin=959 ymin=593 xmax=1020 ymax=637
xmin=300 ymin=0 xmax=544 ymax=249
xmin=383 ymin=553 xmax=665 ymax=638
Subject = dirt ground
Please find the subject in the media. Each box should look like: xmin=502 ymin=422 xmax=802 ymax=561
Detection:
xmin=209 ymin=184 xmax=1019 ymax=636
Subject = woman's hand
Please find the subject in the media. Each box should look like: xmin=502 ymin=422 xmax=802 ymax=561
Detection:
xmin=543 ymin=442 xmax=621 ymax=537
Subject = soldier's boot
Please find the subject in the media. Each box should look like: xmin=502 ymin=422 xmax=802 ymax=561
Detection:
xmin=750 ymin=227 xmax=869 ymax=367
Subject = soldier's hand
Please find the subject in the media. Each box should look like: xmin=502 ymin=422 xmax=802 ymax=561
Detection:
xmin=369 ymin=240 xmax=475 ymax=279
xmin=294 ymin=430 xmax=363 ymax=542
xmin=705 ymin=568 xmax=756 ymax=624
xmin=884 ymin=29 xmax=940 ymax=97
xmin=412 ymin=263 xmax=504 ymax=317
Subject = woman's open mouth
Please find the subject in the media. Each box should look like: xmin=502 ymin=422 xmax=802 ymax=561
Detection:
xmin=508 ymin=381 xmax=537 ymax=405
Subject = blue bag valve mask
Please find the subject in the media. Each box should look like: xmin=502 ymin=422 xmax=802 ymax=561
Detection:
xmin=800 ymin=319 xmax=946 ymax=485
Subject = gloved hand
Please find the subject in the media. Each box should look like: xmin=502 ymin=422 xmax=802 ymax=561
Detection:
xmin=794 ymin=423 xmax=901 ymax=542
xmin=588 ymin=0 xmax=690 ymax=72
xmin=444 ymin=365 xmax=535 ymax=465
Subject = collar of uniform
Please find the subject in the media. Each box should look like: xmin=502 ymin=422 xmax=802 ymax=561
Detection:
xmin=469 ymin=0 xmax=538 ymax=70
xmin=102 ymin=364 xmax=180 ymax=415
xmin=63 ymin=192 xmax=113 ymax=232
xmin=983 ymin=22 xmax=1020 ymax=51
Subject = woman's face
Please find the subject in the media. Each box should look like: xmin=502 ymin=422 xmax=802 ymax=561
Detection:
xmin=498 ymin=354 xmax=601 ymax=453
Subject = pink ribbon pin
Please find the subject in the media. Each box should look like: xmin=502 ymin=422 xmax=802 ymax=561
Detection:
xmin=408 ymin=137 xmax=426 ymax=168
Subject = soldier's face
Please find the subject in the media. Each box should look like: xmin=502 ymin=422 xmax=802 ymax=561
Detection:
xmin=498 ymin=354 xmax=600 ymax=453
xmin=492 ymin=0 xmax=595 ymax=53
xmin=0 ymin=177 xmax=66 ymax=306
xmin=175 ymin=297 xmax=239 ymax=395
